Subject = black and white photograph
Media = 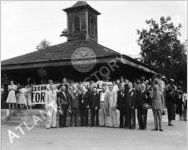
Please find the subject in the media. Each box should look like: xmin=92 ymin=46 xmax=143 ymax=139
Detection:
xmin=1 ymin=0 xmax=187 ymax=150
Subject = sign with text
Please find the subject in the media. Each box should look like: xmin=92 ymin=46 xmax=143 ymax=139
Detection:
xmin=31 ymin=82 xmax=113 ymax=104
xmin=31 ymin=84 xmax=47 ymax=104
xmin=31 ymin=84 xmax=60 ymax=104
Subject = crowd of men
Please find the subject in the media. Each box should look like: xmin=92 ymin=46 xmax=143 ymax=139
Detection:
xmin=43 ymin=74 xmax=187 ymax=131
xmin=1 ymin=74 xmax=187 ymax=131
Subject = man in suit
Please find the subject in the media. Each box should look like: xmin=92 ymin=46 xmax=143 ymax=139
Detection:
xmin=89 ymin=86 xmax=100 ymax=127
xmin=45 ymin=84 xmax=58 ymax=129
xmin=136 ymin=83 xmax=150 ymax=130
xmin=79 ymin=87 xmax=89 ymax=126
xmin=69 ymin=87 xmax=80 ymax=127
xmin=152 ymin=81 xmax=164 ymax=132
xmin=57 ymin=84 xmax=70 ymax=128
xmin=126 ymin=82 xmax=136 ymax=129
xmin=108 ymin=83 xmax=118 ymax=128
xmin=165 ymin=79 xmax=176 ymax=126
xmin=99 ymin=84 xmax=109 ymax=127
xmin=117 ymin=84 xmax=127 ymax=128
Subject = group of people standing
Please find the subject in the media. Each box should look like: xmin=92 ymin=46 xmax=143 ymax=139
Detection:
xmin=44 ymin=75 xmax=187 ymax=131
xmin=4 ymin=80 xmax=33 ymax=110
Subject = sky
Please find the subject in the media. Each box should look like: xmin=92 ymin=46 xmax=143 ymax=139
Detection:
xmin=1 ymin=0 xmax=187 ymax=61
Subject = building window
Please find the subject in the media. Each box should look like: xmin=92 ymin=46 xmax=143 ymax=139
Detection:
xmin=81 ymin=17 xmax=86 ymax=30
xmin=88 ymin=15 xmax=95 ymax=36
xmin=74 ymin=16 xmax=80 ymax=32
xmin=68 ymin=21 xmax=73 ymax=34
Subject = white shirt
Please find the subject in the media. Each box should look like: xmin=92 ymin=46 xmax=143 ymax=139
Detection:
xmin=113 ymin=85 xmax=119 ymax=92
xmin=100 ymin=92 xmax=106 ymax=102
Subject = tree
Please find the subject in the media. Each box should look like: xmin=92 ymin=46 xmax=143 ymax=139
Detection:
xmin=137 ymin=16 xmax=187 ymax=88
xmin=36 ymin=39 xmax=50 ymax=50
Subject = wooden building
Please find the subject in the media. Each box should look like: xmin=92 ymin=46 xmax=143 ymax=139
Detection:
xmin=1 ymin=1 xmax=156 ymax=84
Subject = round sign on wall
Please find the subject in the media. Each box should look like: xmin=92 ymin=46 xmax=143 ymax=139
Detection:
xmin=71 ymin=47 xmax=96 ymax=73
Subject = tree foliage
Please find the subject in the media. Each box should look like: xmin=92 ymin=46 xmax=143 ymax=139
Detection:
xmin=36 ymin=39 xmax=50 ymax=50
xmin=137 ymin=16 xmax=187 ymax=87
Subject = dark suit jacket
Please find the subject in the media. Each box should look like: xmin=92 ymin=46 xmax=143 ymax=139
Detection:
xmin=125 ymin=89 xmax=136 ymax=110
xmin=136 ymin=90 xmax=150 ymax=109
xmin=57 ymin=91 xmax=70 ymax=109
xmin=70 ymin=93 xmax=79 ymax=109
xmin=79 ymin=92 xmax=89 ymax=109
xmin=89 ymin=92 xmax=100 ymax=109
xmin=117 ymin=90 xmax=126 ymax=110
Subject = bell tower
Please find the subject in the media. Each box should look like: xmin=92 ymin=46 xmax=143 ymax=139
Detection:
xmin=63 ymin=1 xmax=100 ymax=42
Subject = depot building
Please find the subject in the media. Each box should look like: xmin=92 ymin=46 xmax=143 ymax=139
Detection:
xmin=1 ymin=1 xmax=156 ymax=84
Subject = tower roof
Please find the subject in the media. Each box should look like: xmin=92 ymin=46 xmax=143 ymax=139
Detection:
xmin=63 ymin=1 xmax=100 ymax=15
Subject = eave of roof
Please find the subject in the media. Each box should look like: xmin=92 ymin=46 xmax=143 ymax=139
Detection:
xmin=1 ymin=39 xmax=157 ymax=74
xmin=1 ymin=40 xmax=120 ymax=66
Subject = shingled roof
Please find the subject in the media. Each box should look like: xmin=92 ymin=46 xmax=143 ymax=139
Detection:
xmin=1 ymin=40 xmax=119 ymax=66
xmin=1 ymin=1 xmax=156 ymax=74
xmin=1 ymin=40 xmax=156 ymax=74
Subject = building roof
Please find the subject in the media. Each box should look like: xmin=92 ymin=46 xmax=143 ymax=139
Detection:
xmin=72 ymin=1 xmax=88 ymax=8
xmin=1 ymin=40 xmax=119 ymax=65
xmin=63 ymin=1 xmax=101 ymax=15
xmin=1 ymin=1 xmax=156 ymax=74
xmin=1 ymin=40 xmax=156 ymax=74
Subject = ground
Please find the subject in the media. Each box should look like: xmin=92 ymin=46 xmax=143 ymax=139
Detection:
xmin=1 ymin=110 xmax=187 ymax=150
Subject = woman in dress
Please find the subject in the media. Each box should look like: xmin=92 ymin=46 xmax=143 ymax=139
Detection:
xmin=26 ymin=84 xmax=33 ymax=109
xmin=17 ymin=85 xmax=27 ymax=109
xmin=6 ymin=80 xmax=17 ymax=109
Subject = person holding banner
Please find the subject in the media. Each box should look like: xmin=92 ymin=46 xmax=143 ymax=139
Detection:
xmin=57 ymin=84 xmax=70 ymax=128
xmin=45 ymin=84 xmax=58 ymax=129
xmin=26 ymin=84 xmax=32 ymax=109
